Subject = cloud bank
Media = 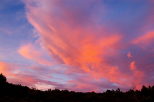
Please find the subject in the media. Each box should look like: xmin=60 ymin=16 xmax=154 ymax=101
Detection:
xmin=21 ymin=0 xmax=154 ymax=91
xmin=1 ymin=0 xmax=154 ymax=92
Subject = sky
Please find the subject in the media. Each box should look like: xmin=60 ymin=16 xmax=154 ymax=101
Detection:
xmin=0 ymin=0 xmax=154 ymax=92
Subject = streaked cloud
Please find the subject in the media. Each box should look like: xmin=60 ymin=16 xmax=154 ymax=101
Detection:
xmin=22 ymin=0 xmax=154 ymax=91
xmin=0 ymin=0 xmax=154 ymax=92
xmin=133 ymin=31 xmax=154 ymax=47
xmin=18 ymin=43 xmax=54 ymax=66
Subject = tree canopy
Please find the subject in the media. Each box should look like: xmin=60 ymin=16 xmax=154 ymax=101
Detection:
xmin=0 ymin=73 xmax=7 ymax=84
xmin=0 ymin=74 xmax=154 ymax=102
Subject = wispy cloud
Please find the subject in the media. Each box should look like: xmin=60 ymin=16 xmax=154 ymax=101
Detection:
xmin=22 ymin=0 xmax=154 ymax=91
xmin=18 ymin=43 xmax=54 ymax=66
xmin=1 ymin=0 xmax=154 ymax=92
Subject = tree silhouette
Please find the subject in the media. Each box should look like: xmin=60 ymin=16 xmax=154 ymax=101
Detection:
xmin=0 ymin=73 xmax=154 ymax=102
xmin=0 ymin=73 xmax=7 ymax=84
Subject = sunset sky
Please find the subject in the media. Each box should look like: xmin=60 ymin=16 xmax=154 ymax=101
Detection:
xmin=0 ymin=0 xmax=154 ymax=92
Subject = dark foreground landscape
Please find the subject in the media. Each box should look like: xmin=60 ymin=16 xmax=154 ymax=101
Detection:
xmin=0 ymin=74 xmax=154 ymax=102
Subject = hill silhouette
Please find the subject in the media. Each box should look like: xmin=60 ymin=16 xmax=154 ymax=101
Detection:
xmin=0 ymin=73 xmax=154 ymax=102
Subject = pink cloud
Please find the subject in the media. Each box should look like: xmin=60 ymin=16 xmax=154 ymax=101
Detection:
xmin=127 ymin=52 xmax=133 ymax=58
xmin=23 ymin=0 xmax=149 ymax=91
xmin=0 ymin=61 xmax=66 ymax=90
xmin=133 ymin=31 xmax=154 ymax=46
xmin=18 ymin=43 xmax=54 ymax=66
xmin=6 ymin=0 xmax=151 ymax=92
xmin=129 ymin=61 xmax=144 ymax=89
xmin=0 ymin=62 xmax=15 ymax=76
xmin=0 ymin=61 xmax=36 ymax=86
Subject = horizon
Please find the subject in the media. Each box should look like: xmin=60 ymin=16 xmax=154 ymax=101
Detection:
xmin=0 ymin=73 xmax=152 ymax=93
xmin=0 ymin=0 xmax=154 ymax=92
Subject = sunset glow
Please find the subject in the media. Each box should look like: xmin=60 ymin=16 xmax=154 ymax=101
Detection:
xmin=0 ymin=0 xmax=154 ymax=92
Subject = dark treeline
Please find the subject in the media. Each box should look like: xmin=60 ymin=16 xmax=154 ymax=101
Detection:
xmin=0 ymin=74 xmax=154 ymax=102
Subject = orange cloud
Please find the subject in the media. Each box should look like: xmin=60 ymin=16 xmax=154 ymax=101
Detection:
xmin=0 ymin=62 xmax=9 ymax=75
xmin=0 ymin=62 xmax=21 ymax=84
xmin=130 ymin=61 xmax=136 ymax=70
xmin=0 ymin=62 xmax=23 ymax=81
xmin=133 ymin=32 xmax=154 ymax=46
xmin=0 ymin=61 xmax=62 ymax=90
xmin=130 ymin=61 xmax=144 ymax=89
xmin=127 ymin=52 xmax=133 ymax=58
xmin=18 ymin=43 xmax=53 ymax=66
xmin=23 ymin=0 xmax=150 ymax=91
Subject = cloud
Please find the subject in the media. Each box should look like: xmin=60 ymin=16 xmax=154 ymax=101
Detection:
xmin=6 ymin=0 xmax=152 ymax=91
xmin=127 ymin=52 xmax=133 ymax=58
xmin=18 ymin=43 xmax=54 ymax=66
xmin=0 ymin=62 xmax=15 ymax=76
xmin=133 ymin=32 xmax=154 ymax=47
xmin=0 ymin=61 xmax=35 ymax=85
xmin=0 ymin=61 xmax=67 ymax=90
xmin=129 ymin=61 xmax=144 ymax=89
